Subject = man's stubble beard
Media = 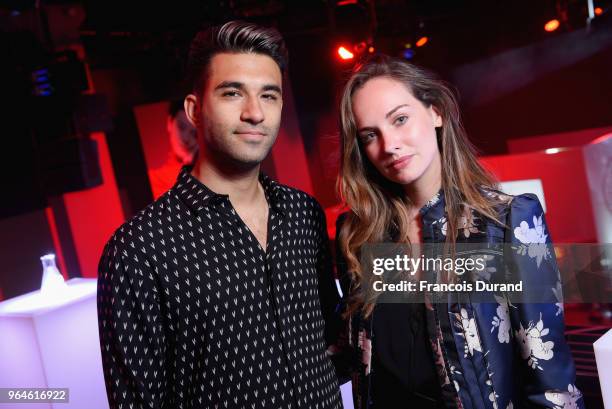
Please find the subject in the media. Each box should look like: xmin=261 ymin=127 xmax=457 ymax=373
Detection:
xmin=203 ymin=121 xmax=280 ymax=171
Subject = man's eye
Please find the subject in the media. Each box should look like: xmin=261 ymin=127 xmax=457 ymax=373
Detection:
xmin=222 ymin=91 xmax=240 ymax=97
xmin=262 ymin=94 xmax=278 ymax=101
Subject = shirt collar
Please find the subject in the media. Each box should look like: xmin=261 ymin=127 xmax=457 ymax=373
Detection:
xmin=419 ymin=188 xmax=445 ymax=219
xmin=173 ymin=165 xmax=288 ymax=214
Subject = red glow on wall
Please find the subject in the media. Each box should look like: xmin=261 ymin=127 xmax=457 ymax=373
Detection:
xmin=480 ymin=148 xmax=596 ymax=243
xmin=61 ymin=132 xmax=125 ymax=278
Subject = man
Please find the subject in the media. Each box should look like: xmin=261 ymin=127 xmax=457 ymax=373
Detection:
xmin=148 ymin=100 xmax=199 ymax=199
xmin=97 ymin=21 xmax=342 ymax=409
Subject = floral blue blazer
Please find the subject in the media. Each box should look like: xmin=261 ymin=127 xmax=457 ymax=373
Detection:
xmin=336 ymin=190 xmax=585 ymax=409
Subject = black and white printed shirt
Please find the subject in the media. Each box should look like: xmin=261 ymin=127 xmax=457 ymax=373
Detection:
xmin=97 ymin=166 xmax=342 ymax=409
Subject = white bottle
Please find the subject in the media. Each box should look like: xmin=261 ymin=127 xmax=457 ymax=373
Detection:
xmin=40 ymin=254 xmax=67 ymax=295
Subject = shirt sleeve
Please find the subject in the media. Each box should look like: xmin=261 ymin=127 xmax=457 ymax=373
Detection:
xmin=504 ymin=194 xmax=585 ymax=408
xmin=97 ymin=236 xmax=169 ymax=409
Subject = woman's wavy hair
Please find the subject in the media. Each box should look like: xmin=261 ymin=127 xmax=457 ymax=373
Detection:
xmin=337 ymin=54 xmax=503 ymax=317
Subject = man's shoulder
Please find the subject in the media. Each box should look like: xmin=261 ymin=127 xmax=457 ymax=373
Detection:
xmin=104 ymin=190 xmax=178 ymax=254
xmin=274 ymin=182 xmax=324 ymax=214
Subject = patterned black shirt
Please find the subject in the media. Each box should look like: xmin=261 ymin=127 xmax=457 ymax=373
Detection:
xmin=97 ymin=167 xmax=342 ymax=409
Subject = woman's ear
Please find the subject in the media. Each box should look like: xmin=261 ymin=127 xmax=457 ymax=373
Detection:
xmin=184 ymin=94 xmax=199 ymax=127
xmin=431 ymin=105 xmax=443 ymax=128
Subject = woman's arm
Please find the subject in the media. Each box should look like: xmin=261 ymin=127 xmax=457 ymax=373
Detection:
xmin=505 ymin=194 xmax=585 ymax=408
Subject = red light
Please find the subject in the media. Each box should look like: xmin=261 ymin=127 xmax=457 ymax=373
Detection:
xmin=368 ymin=46 xmax=375 ymax=53
xmin=416 ymin=36 xmax=428 ymax=47
xmin=338 ymin=46 xmax=354 ymax=60
xmin=595 ymin=7 xmax=603 ymax=15
xmin=544 ymin=19 xmax=560 ymax=32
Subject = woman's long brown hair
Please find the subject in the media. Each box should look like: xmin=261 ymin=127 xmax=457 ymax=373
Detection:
xmin=338 ymin=55 xmax=504 ymax=317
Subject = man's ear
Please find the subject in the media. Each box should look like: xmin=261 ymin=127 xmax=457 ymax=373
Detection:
xmin=184 ymin=94 xmax=199 ymax=127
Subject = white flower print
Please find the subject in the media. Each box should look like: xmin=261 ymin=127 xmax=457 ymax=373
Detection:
xmin=514 ymin=214 xmax=547 ymax=244
xmin=448 ymin=365 xmax=462 ymax=393
xmin=460 ymin=308 xmax=482 ymax=356
xmin=487 ymin=379 xmax=499 ymax=409
xmin=544 ymin=384 xmax=582 ymax=409
xmin=516 ymin=313 xmax=555 ymax=370
xmin=489 ymin=391 xmax=498 ymax=409
xmin=438 ymin=211 xmax=479 ymax=238
xmin=437 ymin=216 xmax=448 ymax=237
xmin=513 ymin=213 xmax=550 ymax=267
xmin=552 ymin=280 xmax=564 ymax=316
xmin=470 ymin=253 xmax=496 ymax=281
xmin=491 ymin=295 xmax=512 ymax=343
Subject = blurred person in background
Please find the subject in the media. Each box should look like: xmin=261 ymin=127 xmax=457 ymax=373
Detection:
xmin=148 ymin=99 xmax=199 ymax=199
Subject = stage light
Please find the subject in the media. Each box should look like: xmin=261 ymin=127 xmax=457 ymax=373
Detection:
xmin=368 ymin=46 xmax=375 ymax=53
xmin=402 ymin=49 xmax=415 ymax=60
xmin=595 ymin=7 xmax=603 ymax=15
xmin=545 ymin=148 xmax=561 ymax=154
xmin=544 ymin=19 xmax=560 ymax=32
xmin=416 ymin=36 xmax=428 ymax=47
xmin=338 ymin=46 xmax=354 ymax=60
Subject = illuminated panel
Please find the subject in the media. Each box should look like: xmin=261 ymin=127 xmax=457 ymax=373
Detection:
xmin=61 ymin=132 xmax=124 ymax=278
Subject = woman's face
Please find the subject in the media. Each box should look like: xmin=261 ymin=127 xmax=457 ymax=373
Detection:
xmin=351 ymin=76 xmax=442 ymax=186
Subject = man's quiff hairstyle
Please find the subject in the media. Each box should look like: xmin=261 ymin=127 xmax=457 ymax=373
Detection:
xmin=186 ymin=20 xmax=288 ymax=94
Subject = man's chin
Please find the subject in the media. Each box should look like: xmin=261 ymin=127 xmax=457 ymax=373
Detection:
xmin=226 ymin=151 xmax=270 ymax=169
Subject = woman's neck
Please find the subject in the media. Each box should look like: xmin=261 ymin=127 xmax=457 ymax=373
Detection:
xmin=404 ymin=155 xmax=442 ymax=211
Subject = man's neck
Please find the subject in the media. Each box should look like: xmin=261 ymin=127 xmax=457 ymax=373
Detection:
xmin=190 ymin=155 xmax=262 ymax=206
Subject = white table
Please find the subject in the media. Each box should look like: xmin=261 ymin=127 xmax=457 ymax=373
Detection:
xmin=0 ymin=278 xmax=355 ymax=409
xmin=0 ymin=278 xmax=108 ymax=409
xmin=595 ymin=328 xmax=612 ymax=409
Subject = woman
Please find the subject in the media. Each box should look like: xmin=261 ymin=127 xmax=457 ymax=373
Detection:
xmin=335 ymin=55 xmax=584 ymax=409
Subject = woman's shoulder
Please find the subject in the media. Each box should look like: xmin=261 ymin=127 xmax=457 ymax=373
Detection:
xmin=479 ymin=186 xmax=543 ymax=214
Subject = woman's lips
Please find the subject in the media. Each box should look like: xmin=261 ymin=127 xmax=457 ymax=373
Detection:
xmin=388 ymin=155 xmax=413 ymax=170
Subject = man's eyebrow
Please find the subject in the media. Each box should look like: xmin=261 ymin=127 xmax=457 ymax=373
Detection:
xmin=385 ymin=104 xmax=409 ymax=118
xmin=214 ymin=81 xmax=244 ymax=91
xmin=262 ymin=84 xmax=282 ymax=94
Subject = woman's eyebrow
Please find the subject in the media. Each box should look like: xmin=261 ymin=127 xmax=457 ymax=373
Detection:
xmin=385 ymin=104 xmax=409 ymax=118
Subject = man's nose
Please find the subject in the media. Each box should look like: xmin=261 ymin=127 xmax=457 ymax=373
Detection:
xmin=240 ymin=96 xmax=264 ymax=124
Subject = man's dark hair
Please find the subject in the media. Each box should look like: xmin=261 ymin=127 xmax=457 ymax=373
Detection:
xmin=186 ymin=20 xmax=288 ymax=95
xmin=167 ymin=99 xmax=185 ymax=119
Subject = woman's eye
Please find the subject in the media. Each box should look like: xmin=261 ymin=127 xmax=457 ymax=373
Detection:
xmin=395 ymin=115 xmax=408 ymax=125
xmin=360 ymin=132 xmax=376 ymax=143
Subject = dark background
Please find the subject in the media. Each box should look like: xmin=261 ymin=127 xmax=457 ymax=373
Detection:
xmin=2 ymin=0 xmax=611 ymax=217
